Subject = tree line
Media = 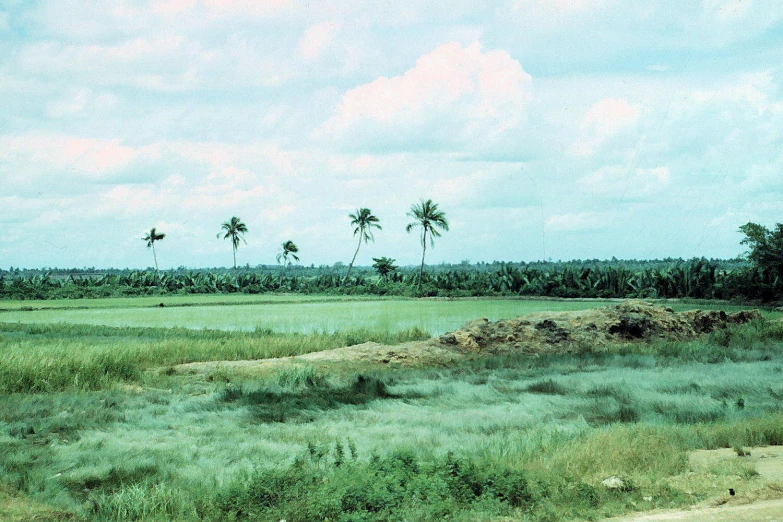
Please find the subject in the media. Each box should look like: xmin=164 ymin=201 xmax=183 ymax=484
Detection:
xmin=2 ymin=220 xmax=782 ymax=303
xmin=143 ymin=199 xmax=449 ymax=293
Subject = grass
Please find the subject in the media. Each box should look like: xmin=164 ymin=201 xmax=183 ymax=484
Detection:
xmin=0 ymin=295 xmax=773 ymax=334
xmin=0 ymin=322 xmax=430 ymax=393
xmin=1 ymin=300 xmax=783 ymax=520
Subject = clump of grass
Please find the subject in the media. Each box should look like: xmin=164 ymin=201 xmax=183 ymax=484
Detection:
xmin=218 ymin=375 xmax=401 ymax=423
xmin=62 ymin=462 xmax=161 ymax=497
xmin=585 ymin=400 xmax=641 ymax=425
xmin=733 ymin=445 xmax=751 ymax=457
xmin=275 ymin=365 xmax=327 ymax=389
xmin=90 ymin=482 xmax=200 ymax=521
xmin=524 ymin=379 xmax=569 ymax=395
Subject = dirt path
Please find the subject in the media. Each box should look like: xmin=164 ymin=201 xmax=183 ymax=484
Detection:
xmin=607 ymin=446 xmax=783 ymax=522
xmin=608 ymin=498 xmax=783 ymax=521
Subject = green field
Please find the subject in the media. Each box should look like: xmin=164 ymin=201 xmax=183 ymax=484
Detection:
xmin=1 ymin=296 xmax=782 ymax=521
xmin=0 ymin=295 xmax=766 ymax=334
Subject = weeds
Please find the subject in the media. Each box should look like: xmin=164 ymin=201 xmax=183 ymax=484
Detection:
xmin=524 ymin=379 xmax=569 ymax=395
xmin=0 ymin=324 xmax=429 ymax=393
xmin=2 ymin=314 xmax=783 ymax=521
xmin=218 ymin=375 xmax=404 ymax=423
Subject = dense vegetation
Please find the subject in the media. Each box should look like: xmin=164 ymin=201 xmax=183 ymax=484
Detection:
xmin=2 ymin=318 xmax=783 ymax=521
xmin=6 ymin=210 xmax=783 ymax=301
xmin=0 ymin=256 xmax=774 ymax=302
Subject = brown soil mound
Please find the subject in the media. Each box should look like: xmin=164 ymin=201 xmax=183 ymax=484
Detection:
xmin=175 ymin=302 xmax=761 ymax=375
xmin=438 ymin=300 xmax=761 ymax=355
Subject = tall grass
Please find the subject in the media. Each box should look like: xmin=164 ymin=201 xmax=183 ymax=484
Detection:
xmin=2 ymin=319 xmax=783 ymax=520
xmin=0 ymin=323 xmax=430 ymax=393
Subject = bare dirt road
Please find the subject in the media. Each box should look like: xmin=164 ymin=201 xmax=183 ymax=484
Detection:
xmin=608 ymin=446 xmax=783 ymax=522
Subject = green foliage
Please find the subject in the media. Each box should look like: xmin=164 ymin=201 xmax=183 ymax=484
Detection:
xmin=0 ymin=323 xmax=430 ymax=393
xmin=216 ymin=449 xmax=538 ymax=521
xmin=276 ymin=240 xmax=300 ymax=267
xmin=218 ymin=375 xmax=400 ymax=423
xmin=2 ymin=319 xmax=783 ymax=520
xmin=524 ymin=379 xmax=569 ymax=395
xmin=218 ymin=216 xmax=248 ymax=270
xmin=371 ymin=256 xmax=398 ymax=280
xmin=0 ymin=256 xmax=771 ymax=300
xmin=343 ymin=208 xmax=382 ymax=286
xmin=738 ymin=222 xmax=783 ymax=299
xmin=406 ymin=198 xmax=450 ymax=294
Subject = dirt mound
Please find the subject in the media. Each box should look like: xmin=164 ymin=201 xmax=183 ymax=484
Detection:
xmin=174 ymin=302 xmax=761 ymax=375
xmin=438 ymin=301 xmax=761 ymax=355
xmin=175 ymin=340 xmax=460 ymax=374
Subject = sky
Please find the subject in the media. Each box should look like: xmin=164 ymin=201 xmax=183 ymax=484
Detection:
xmin=2 ymin=0 xmax=783 ymax=270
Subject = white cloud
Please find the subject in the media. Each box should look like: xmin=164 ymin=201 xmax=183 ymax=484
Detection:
xmin=570 ymin=98 xmax=640 ymax=157
xmin=16 ymin=33 xmax=289 ymax=91
xmin=320 ymin=41 xmax=533 ymax=154
xmin=5 ymin=1 xmax=783 ymax=268
xmin=690 ymin=72 xmax=772 ymax=115
xmin=299 ymin=22 xmax=339 ymax=60
xmin=0 ymin=134 xmax=138 ymax=177
xmin=702 ymin=0 xmax=753 ymax=22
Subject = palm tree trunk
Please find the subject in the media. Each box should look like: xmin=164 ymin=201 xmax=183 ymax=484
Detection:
xmin=152 ymin=243 xmax=159 ymax=283
xmin=233 ymin=245 xmax=237 ymax=271
xmin=418 ymin=230 xmax=427 ymax=296
xmin=343 ymin=235 xmax=363 ymax=286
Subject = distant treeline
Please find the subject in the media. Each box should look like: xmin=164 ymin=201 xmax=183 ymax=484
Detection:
xmin=2 ymin=257 xmax=781 ymax=302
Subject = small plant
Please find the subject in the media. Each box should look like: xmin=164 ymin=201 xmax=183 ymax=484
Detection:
xmin=275 ymin=366 xmax=324 ymax=389
xmin=347 ymin=438 xmax=358 ymax=461
xmin=734 ymin=445 xmax=751 ymax=457
xmin=333 ymin=441 xmax=345 ymax=467
xmin=525 ymin=379 xmax=568 ymax=395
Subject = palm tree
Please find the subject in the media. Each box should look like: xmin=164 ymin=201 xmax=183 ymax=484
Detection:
xmin=406 ymin=199 xmax=449 ymax=295
xmin=343 ymin=208 xmax=382 ymax=285
xmin=276 ymin=240 xmax=300 ymax=274
xmin=217 ymin=217 xmax=248 ymax=271
xmin=142 ymin=227 xmax=165 ymax=273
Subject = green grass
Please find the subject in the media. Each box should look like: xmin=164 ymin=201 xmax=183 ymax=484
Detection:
xmin=0 ymin=295 xmax=773 ymax=334
xmin=2 ymin=301 xmax=783 ymax=521
xmin=0 ymin=322 xmax=431 ymax=393
xmin=0 ymin=293 xmax=384 ymax=311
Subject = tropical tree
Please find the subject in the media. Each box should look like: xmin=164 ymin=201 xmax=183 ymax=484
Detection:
xmin=217 ymin=217 xmax=248 ymax=271
xmin=406 ymin=199 xmax=449 ymax=295
xmin=142 ymin=227 xmax=165 ymax=273
xmin=739 ymin=222 xmax=783 ymax=279
xmin=343 ymin=208 xmax=382 ymax=285
xmin=372 ymin=257 xmax=397 ymax=281
xmin=276 ymin=240 xmax=300 ymax=273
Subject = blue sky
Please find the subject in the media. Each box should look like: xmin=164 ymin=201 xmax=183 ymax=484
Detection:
xmin=2 ymin=0 xmax=783 ymax=269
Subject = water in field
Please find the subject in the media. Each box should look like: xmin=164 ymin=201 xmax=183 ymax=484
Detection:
xmin=0 ymin=297 xmax=622 ymax=335
xmin=0 ymin=296 xmax=765 ymax=335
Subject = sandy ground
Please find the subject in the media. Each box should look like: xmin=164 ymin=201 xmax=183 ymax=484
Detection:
xmin=607 ymin=446 xmax=783 ymax=522
xmin=175 ymin=339 xmax=461 ymax=375
xmin=610 ymin=499 xmax=783 ymax=521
